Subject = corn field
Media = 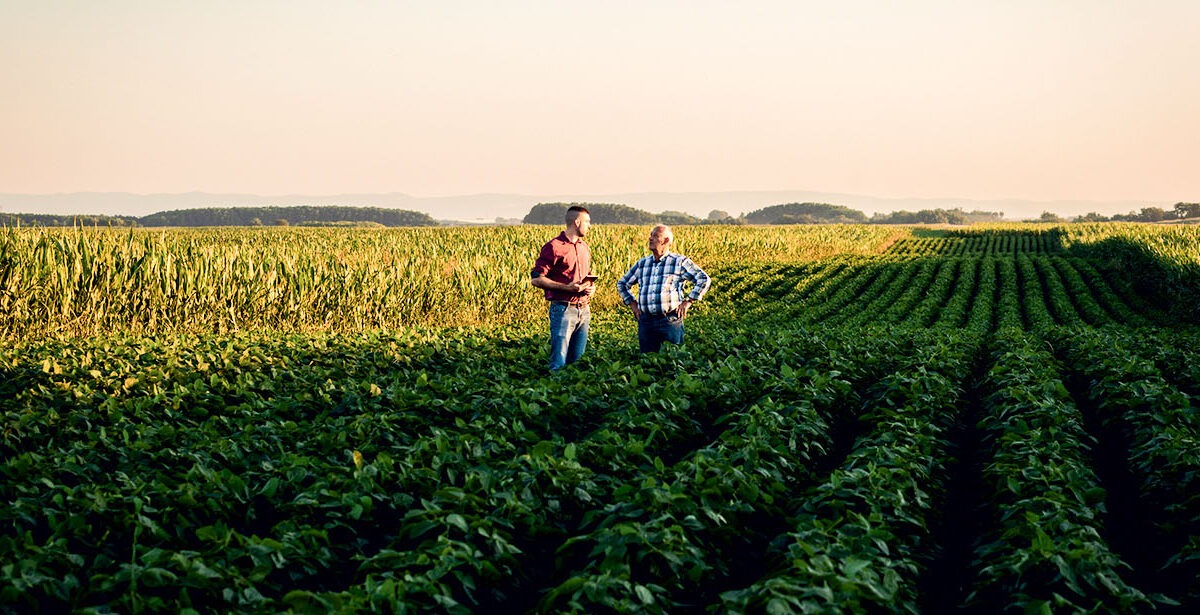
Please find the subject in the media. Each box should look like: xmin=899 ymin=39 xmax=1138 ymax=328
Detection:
xmin=0 ymin=225 xmax=900 ymax=339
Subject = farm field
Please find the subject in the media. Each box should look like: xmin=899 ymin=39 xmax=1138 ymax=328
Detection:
xmin=4 ymin=223 xmax=1200 ymax=613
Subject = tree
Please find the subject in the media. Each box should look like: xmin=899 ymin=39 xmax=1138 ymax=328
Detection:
xmin=523 ymin=202 xmax=658 ymax=225
xmin=1174 ymin=202 xmax=1200 ymax=219
xmin=964 ymin=210 xmax=1005 ymax=222
xmin=867 ymin=208 xmax=997 ymax=225
xmin=1139 ymin=207 xmax=1169 ymax=222
xmin=1037 ymin=211 xmax=1066 ymax=223
xmin=744 ymin=203 xmax=867 ymax=224
xmin=1075 ymin=212 xmax=1109 ymax=223
xmin=707 ymin=209 xmax=731 ymax=221
xmin=773 ymin=213 xmax=816 ymax=224
xmin=657 ymin=210 xmax=702 ymax=225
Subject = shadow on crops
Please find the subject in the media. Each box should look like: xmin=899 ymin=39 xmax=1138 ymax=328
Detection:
xmin=910 ymin=228 xmax=951 ymax=238
xmin=1063 ymin=235 xmax=1200 ymax=325
xmin=884 ymin=229 xmax=1066 ymax=256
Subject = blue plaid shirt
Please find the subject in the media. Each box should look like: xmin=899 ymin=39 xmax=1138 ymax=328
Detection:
xmin=617 ymin=252 xmax=712 ymax=315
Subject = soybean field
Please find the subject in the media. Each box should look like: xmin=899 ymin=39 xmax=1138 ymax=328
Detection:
xmin=4 ymin=223 xmax=1200 ymax=613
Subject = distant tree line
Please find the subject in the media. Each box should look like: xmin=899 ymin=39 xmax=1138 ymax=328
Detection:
xmin=139 ymin=206 xmax=437 ymax=227
xmin=869 ymin=208 xmax=1004 ymax=225
xmin=1 ymin=206 xmax=437 ymax=228
xmin=1063 ymin=203 xmax=1200 ymax=223
xmin=523 ymin=203 xmax=706 ymax=225
xmin=0 ymin=213 xmax=139 ymax=227
xmin=525 ymin=202 xmax=858 ymax=225
xmin=525 ymin=202 xmax=1006 ymax=226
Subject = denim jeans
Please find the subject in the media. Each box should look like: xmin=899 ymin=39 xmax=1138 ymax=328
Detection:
xmin=548 ymin=302 xmax=590 ymax=371
xmin=638 ymin=312 xmax=684 ymax=353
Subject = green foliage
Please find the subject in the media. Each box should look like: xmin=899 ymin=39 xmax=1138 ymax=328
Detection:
xmin=967 ymin=332 xmax=1156 ymax=612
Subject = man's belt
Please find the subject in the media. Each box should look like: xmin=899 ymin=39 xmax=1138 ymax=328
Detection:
xmin=551 ymin=300 xmax=589 ymax=307
xmin=646 ymin=307 xmax=680 ymax=318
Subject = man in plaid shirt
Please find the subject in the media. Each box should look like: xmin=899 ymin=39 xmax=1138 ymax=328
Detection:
xmin=617 ymin=224 xmax=712 ymax=353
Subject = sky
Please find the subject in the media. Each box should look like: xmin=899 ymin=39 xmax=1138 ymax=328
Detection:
xmin=3 ymin=1 xmax=1199 ymax=205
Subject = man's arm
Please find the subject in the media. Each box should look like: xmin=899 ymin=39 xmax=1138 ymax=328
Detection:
xmin=680 ymin=257 xmax=712 ymax=302
xmin=675 ymin=257 xmax=711 ymax=320
xmin=532 ymin=275 xmax=583 ymax=293
xmin=531 ymin=242 xmax=584 ymax=293
xmin=616 ymin=262 xmax=641 ymax=318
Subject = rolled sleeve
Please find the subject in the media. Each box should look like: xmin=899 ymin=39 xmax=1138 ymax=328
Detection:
xmin=531 ymin=243 xmax=556 ymax=279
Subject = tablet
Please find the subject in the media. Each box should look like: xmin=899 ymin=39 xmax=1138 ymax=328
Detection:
xmin=583 ymin=274 xmax=599 ymax=282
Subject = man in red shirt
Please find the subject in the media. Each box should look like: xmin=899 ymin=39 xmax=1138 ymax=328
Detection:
xmin=531 ymin=205 xmax=595 ymax=371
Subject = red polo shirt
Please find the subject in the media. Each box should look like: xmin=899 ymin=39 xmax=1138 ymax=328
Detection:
xmin=531 ymin=231 xmax=592 ymax=303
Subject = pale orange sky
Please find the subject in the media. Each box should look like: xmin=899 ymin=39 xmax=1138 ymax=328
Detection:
xmin=3 ymin=1 xmax=1198 ymax=203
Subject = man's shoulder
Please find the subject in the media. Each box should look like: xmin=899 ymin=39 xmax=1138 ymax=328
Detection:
xmin=621 ymin=255 xmax=651 ymax=274
xmin=542 ymin=232 xmax=570 ymax=249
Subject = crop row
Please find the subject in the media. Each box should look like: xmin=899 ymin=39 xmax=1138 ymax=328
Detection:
xmin=885 ymin=233 xmax=1064 ymax=256
xmin=969 ymin=332 xmax=1153 ymax=611
xmin=1052 ymin=327 xmax=1200 ymax=604
xmin=720 ymin=336 xmax=975 ymax=613
xmin=538 ymin=333 xmax=910 ymax=612
xmin=717 ymin=254 xmax=1161 ymax=333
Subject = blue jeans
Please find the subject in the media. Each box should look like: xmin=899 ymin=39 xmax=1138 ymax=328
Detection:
xmin=638 ymin=312 xmax=684 ymax=353
xmin=548 ymin=302 xmax=590 ymax=371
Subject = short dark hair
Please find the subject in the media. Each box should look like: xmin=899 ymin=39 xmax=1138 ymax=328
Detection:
xmin=566 ymin=205 xmax=590 ymax=224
